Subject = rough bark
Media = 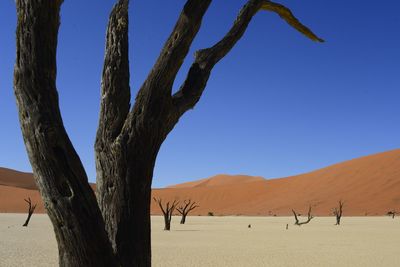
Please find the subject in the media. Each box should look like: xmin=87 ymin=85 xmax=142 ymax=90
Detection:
xmin=14 ymin=1 xmax=117 ymax=266
xmin=13 ymin=0 xmax=322 ymax=266
xmin=177 ymin=200 xmax=199 ymax=224
xmin=95 ymin=0 xmax=211 ymax=264
xmin=22 ymin=198 xmax=37 ymax=227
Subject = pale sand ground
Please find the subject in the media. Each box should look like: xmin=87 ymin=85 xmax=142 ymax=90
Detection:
xmin=1 ymin=214 xmax=400 ymax=267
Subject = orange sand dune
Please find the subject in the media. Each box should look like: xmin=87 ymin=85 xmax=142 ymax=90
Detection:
xmin=167 ymin=174 xmax=265 ymax=188
xmin=0 ymin=167 xmax=36 ymax=190
xmin=0 ymin=185 xmax=44 ymax=213
xmin=152 ymin=149 xmax=400 ymax=216
xmin=1 ymin=149 xmax=400 ymax=215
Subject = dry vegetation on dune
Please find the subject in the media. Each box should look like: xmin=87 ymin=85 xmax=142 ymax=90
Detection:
xmin=1 ymin=214 xmax=400 ymax=267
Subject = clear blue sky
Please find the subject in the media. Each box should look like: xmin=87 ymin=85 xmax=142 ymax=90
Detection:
xmin=1 ymin=1 xmax=399 ymax=188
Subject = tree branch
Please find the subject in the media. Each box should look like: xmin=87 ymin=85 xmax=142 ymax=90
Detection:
xmin=153 ymin=197 xmax=166 ymax=215
xmin=292 ymin=205 xmax=314 ymax=226
xmin=172 ymin=0 xmax=323 ymax=117
xmin=260 ymin=1 xmax=324 ymax=42
xmin=188 ymin=202 xmax=199 ymax=212
xmin=96 ymin=0 xmax=131 ymax=144
xmin=119 ymin=0 xmax=211 ymax=137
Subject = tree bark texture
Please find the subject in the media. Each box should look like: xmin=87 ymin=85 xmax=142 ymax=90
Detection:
xmin=14 ymin=1 xmax=117 ymax=266
xmin=13 ymin=0 xmax=322 ymax=266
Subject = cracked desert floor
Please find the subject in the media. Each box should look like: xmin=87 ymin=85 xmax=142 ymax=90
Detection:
xmin=1 ymin=214 xmax=400 ymax=267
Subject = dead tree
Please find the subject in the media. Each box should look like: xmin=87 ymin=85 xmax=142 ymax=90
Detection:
xmin=387 ymin=211 xmax=397 ymax=219
xmin=153 ymin=198 xmax=179 ymax=231
xmin=292 ymin=205 xmax=314 ymax=226
xmin=22 ymin=198 xmax=37 ymax=227
xmin=13 ymin=0 xmax=322 ymax=265
xmin=333 ymin=200 xmax=344 ymax=225
xmin=176 ymin=199 xmax=199 ymax=224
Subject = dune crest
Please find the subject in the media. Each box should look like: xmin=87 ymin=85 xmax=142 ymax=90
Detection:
xmin=1 ymin=149 xmax=400 ymax=215
xmin=167 ymin=174 xmax=265 ymax=188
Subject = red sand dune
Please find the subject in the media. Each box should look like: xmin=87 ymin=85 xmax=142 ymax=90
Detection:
xmin=1 ymin=149 xmax=400 ymax=215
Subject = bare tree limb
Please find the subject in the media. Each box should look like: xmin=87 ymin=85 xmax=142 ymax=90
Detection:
xmin=260 ymin=1 xmax=324 ymax=42
xmin=96 ymin=0 xmax=131 ymax=144
xmin=292 ymin=205 xmax=314 ymax=226
xmin=172 ymin=0 xmax=323 ymax=117
xmin=119 ymin=0 xmax=212 ymax=136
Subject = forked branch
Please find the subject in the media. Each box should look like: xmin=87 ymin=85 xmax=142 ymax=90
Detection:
xmin=333 ymin=200 xmax=344 ymax=225
xmin=292 ymin=205 xmax=314 ymax=226
xmin=172 ymin=0 xmax=323 ymax=116
xmin=153 ymin=198 xmax=179 ymax=230
xmin=177 ymin=199 xmax=199 ymax=224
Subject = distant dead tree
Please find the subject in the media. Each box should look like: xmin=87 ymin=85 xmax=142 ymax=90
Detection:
xmin=292 ymin=205 xmax=314 ymax=226
xmin=153 ymin=198 xmax=179 ymax=231
xmin=333 ymin=200 xmax=344 ymax=225
xmin=22 ymin=198 xmax=37 ymax=227
xmin=387 ymin=210 xmax=397 ymax=219
xmin=176 ymin=199 xmax=199 ymax=224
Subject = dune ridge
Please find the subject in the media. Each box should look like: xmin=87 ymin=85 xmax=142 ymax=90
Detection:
xmin=1 ymin=149 xmax=400 ymax=215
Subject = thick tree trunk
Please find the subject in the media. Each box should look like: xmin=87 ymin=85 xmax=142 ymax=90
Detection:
xmin=180 ymin=215 xmax=186 ymax=224
xmin=96 ymin=141 xmax=157 ymax=266
xmin=164 ymin=214 xmax=171 ymax=231
xmin=336 ymin=216 xmax=341 ymax=225
xmin=14 ymin=1 xmax=117 ymax=266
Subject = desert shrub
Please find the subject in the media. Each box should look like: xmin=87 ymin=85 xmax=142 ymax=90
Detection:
xmin=208 ymin=211 xmax=214 ymax=216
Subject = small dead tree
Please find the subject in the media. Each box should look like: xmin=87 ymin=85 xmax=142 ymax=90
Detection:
xmin=387 ymin=210 xmax=397 ymax=219
xmin=22 ymin=198 xmax=37 ymax=227
xmin=153 ymin=198 xmax=179 ymax=231
xmin=292 ymin=205 xmax=314 ymax=226
xmin=333 ymin=200 xmax=344 ymax=225
xmin=176 ymin=199 xmax=199 ymax=224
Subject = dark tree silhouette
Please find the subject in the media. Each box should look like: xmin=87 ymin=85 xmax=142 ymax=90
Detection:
xmin=333 ymin=200 xmax=344 ymax=225
xmin=176 ymin=199 xmax=199 ymax=224
xmin=153 ymin=198 xmax=179 ymax=231
xmin=22 ymin=198 xmax=37 ymax=227
xmin=13 ymin=0 xmax=322 ymax=265
xmin=292 ymin=205 xmax=314 ymax=226
xmin=387 ymin=210 xmax=397 ymax=219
